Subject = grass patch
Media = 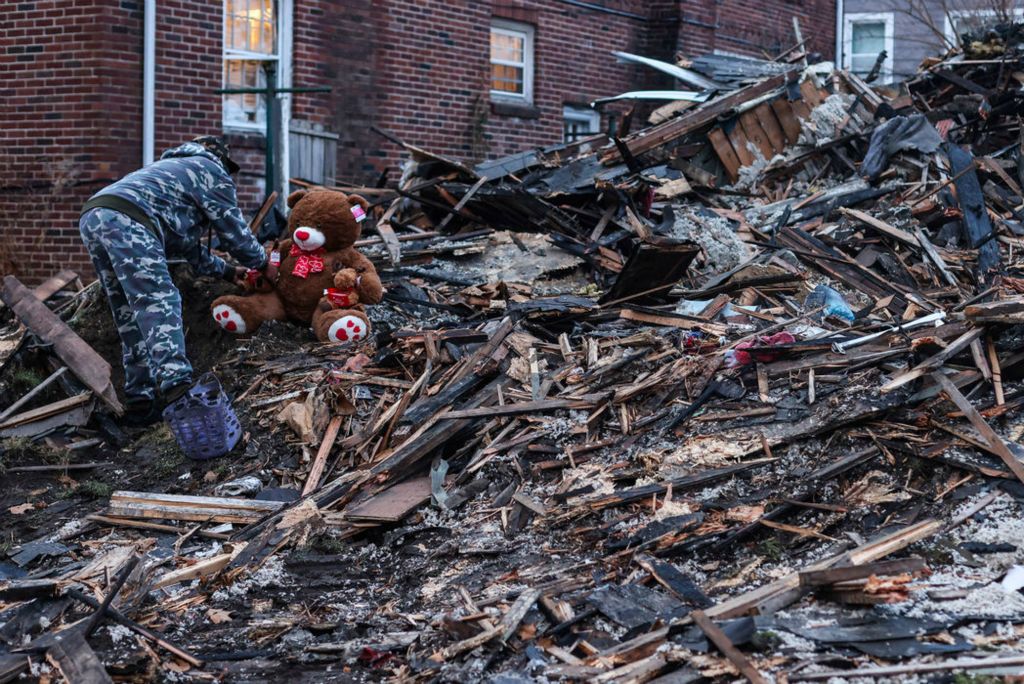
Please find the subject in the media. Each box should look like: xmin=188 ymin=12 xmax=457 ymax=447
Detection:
xmin=152 ymin=451 xmax=186 ymax=479
xmin=953 ymin=675 xmax=1002 ymax=684
xmin=133 ymin=424 xmax=185 ymax=478
xmin=759 ymin=537 xmax=784 ymax=562
xmin=0 ymin=437 xmax=67 ymax=473
xmin=76 ymin=479 xmax=114 ymax=499
xmin=10 ymin=368 xmax=46 ymax=395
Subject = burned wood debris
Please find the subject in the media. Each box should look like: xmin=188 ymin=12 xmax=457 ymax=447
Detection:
xmin=4 ymin=28 xmax=1024 ymax=683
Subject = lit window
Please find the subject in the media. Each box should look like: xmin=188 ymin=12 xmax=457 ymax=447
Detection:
xmin=224 ymin=0 xmax=278 ymax=129
xmin=490 ymin=19 xmax=534 ymax=102
xmin=843 ymin=13 xmax=893 ymax=83
xmin=563 ymin=105 xmax=600 ymax=143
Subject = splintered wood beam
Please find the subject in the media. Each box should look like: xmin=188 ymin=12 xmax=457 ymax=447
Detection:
xmin=45 ymin=630 xmax=114 ymax=684
xmin=248 ymin=190 xmax=278 ymax=233
xmin=703 ymin=519 xmax=941 ymax=620
xmin=691 ymin=610 xmax=767 ymax=684
xmin=343 ymin=477 xmax=432 ymax=523
xmin=601 ymin=72 xmax=795 ymax=163
xmin=838 ymin=208 xmax=918 ymax=248
xmin=791 ymin=653 xmax=1024 ymax=681
xmin=440 ymin=395 xmax=605 ymax=420
xmin=1 ymin=276 xmax=123 ymax=414
xmin=0 ymin=392 xmax=91 ymax=430
xmin=437 ymin=175 xmax=489 ymax=231
xmin=798 ymin=557 xmax=927 ymax=586
xmin=33 ymin=270 xmax=80 ymax=302
xmin=153 ymin=542 xmax=247 ymax=588
xmin=880 ymin=327 xmax=983 ymax=392
xmin=374 ymin=198 xmax=403 ymax=266
xmin=931 ymin=372 xmax=1024 ymax=486
xmin=302 ymin=415 xmax=343 ymax=496
xmin=108 ymin=491 xmax=284 ymax=524
xmin=498 ymin=587 xmax=542 ymax=644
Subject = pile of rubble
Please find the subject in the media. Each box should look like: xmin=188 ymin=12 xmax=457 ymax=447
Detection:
xmin=2 ymin=25 xmax=1024 ymax=683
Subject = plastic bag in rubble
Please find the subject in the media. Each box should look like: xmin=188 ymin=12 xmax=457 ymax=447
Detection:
xmin=861 ymin=114 xmax=943 ymax=181
xmin=805 ymin=284 xmax=855 ymax=322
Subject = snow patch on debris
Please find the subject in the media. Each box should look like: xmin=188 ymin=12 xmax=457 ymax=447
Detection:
xmin=106 ymin=624 xmax=135 ymax=645
xmin=801 ymin=92 xmax=856 ymax=145
xmin=212 ymin=555 xmax=288 ymax=601
xmin=667 ymin=209 xmax=750 ymax=274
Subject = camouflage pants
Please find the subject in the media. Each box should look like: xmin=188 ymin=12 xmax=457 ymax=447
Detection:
xmin=79 ymin=208 xmax=192 ymax=403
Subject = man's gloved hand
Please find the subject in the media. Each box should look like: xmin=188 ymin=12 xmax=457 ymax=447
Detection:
xmin=227 ymin=262 xmax=279 ymax=292
xmin=229 ymin=266 xmax=249 ymax=288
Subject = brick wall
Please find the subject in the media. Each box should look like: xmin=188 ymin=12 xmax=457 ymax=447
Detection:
xmin=331 ymin=0 xmax=663 ymax=185
xmin=2 ymin=0 xmax=835 ymax=284
xmin=0 ymin=0 xmax=144 ymax=282
xmin=291 ymin=0 xmax=380 ymax=184
xmin=672 ymin=0 xmax=836 ymax=59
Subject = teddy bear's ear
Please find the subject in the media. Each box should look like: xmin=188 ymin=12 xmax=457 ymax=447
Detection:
xmin=347 ymin=194 xmax=369 ymax=211
xmin=287 ymin=190 xmax=308 ymax=208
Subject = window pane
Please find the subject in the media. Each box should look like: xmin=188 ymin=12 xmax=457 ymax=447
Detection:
xmin=851 ymin=22 xmax=885 ymax=54
xmin=225 ymin=0 xmax=276 ymax=54
xmin=491 ymin=32 xmax=523 ymax=63
xmin=492 ymin=63 xmax=523 ymax=93
xmin=850 ymin=54 xmax=877 ymax=76
xmin=229 ymin=15 xmax=245 ymax=50
xmin=224 ymin=59 xmax=267 ymax=124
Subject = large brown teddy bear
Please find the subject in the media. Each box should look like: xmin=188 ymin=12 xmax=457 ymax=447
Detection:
xmin=211 ymin=189 xmax=382 ymax=344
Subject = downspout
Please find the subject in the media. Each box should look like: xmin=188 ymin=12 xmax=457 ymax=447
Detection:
xmin=279 ymin=0 xmax=293 ymax=201
xmin=143 ymin=0 xmax=156 ymax=165
xmin=835 ymin=0 xmax=844 ymax=70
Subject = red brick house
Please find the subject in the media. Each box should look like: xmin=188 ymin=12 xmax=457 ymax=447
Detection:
xmin=0 ymin=0 xmax=835 ymax=283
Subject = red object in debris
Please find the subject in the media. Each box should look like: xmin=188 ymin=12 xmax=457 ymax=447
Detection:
xmin=324 ymin=287 xmax=355 ymax=308
xmin=641 ymin=187 xmax=655 ymax=216
xmin=358 ymin=647 xmax=396 ymax=668
xmin=730 ymin=331 xmax=796 ymax=366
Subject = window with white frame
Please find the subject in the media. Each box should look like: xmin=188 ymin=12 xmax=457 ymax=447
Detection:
xmin=224 ymin=0 xmax=279 ymax=129
xmin=490 ymin=19 xmax=534 ymax=103
xmin=944 ymin=8 xmax=1024 ymax=46
xmin=563 ymin=105 xmax=600 ymax=143
xmin=843 ymin=13 xmax=894 ymax=83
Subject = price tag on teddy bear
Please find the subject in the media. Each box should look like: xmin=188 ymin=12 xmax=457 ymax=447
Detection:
xmin=269 ymin=250 xmax=281 ymax=266
xmin=350 ymin=205 xmax=366 ymax=223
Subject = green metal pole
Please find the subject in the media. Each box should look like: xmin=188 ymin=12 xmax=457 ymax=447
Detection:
xmin=263 ymin=61 xmax=277 ymax=200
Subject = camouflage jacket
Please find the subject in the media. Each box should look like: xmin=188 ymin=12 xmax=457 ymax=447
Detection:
xmin=89 ymin=142 xmax=267 ymax=277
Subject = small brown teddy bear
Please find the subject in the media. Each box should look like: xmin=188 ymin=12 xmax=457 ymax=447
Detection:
xmin=211 ymin=189 xmax=382 ymax=344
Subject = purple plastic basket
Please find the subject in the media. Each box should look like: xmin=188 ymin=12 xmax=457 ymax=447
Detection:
xmin=162 ymin=373 xmax=241 ymax=460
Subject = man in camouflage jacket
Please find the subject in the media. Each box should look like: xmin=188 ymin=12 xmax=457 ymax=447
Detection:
xmin=79 ymin=137 xmax=270 ymax=425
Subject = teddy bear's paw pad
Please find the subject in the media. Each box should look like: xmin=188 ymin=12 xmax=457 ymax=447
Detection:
xmin=328 ymin=315 xmax=367 ymax=343
xmin=213 ymin=304 xmax=247 ymax=334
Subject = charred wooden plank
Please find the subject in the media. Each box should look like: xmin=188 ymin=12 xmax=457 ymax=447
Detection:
xmin=1 ymin=277 xmax=122 ymax=414
xmin=602 ymin=72 xmax=795 ymax=163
